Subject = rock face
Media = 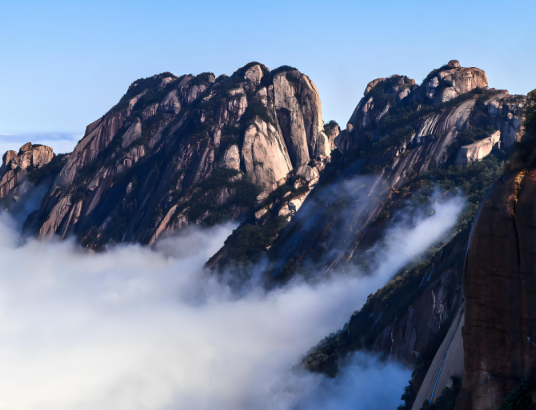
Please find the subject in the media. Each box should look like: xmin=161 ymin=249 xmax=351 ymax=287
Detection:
xmin=335 ymin=63 xmax=523 ymax=153
xmin=0 ymin=143 xmax=54 ymax=200
xmin=270 ymin=63 xmax=524 ymax=277
xmin=485 ymin=91 xmax=526 ymax=148
xmin=324 ymin=120 xmax=340 ymax=150
xmin=204 ymin=63 xmax=529 ymax=409
xmin=455 ymin=130 xmax=501 ymax=165
xmin=29 ymin=63 xmax=333 ymax=246
xmin=207 ymin=154 xmax=331 ymax=269
xmin=265 ymin=62 xmax=525 ymax=281
xmin=456 ymin=170 xmax=536 ymax=410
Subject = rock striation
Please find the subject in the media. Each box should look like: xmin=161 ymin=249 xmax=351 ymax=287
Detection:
xmin=335 ymin=61 xmax=524 ymax=153
xmin=455 ymin=169 xmax=536 ymax=410
xmin=263 ymin=62 xmax=525 ymax=282
xmin=204 ymin=63 xmax=529 ymax=410
xmin=0 ymin=143 xmax=54 ymax=201
xmin=28 ymin=63 xmax=334 ymax=247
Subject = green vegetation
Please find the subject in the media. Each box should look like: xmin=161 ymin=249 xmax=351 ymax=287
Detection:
xmin=500 ymin=371 xmax=536 ymax=410
xmin=398 ymin=374 xmax=417 ymax=410
xmin=417 ymin=378 xmax=461 ymax=410
xmin=231 ymin=62 xmax=270 ymax=82
xmin=262 ymin=181 xmax=309 ymax=207
xmin=26 ymin=153 xmax=67 ymax=185
xmin=177 ymin=169 xmax=260 ymax=227
xmin=402 ymin=152 xmax=504 ymax=231
xmin=421 ymin=65 xmax=449 ymax=87
xmin=212 ymin=216 xmax=288 ymax=266
xmin=370 ymin=125 xmax=414 ymax=155
xmin=324 ymin=120 xmax=339 ymax=133
xmin=305 ymin=227 xmax=468 ymax=378
xmin=260 ymin=64 xmax=297 ymax=87
xmin=113 ymin=72 xmax=178 ymax=112
xmin=506 ymin=89 xmax=536 ymax=172
xmin=444 ymin=125 xmax=498 ymax=161
xmin=377 ymin=88 xmax=485 ymax=139
xmin=239 ymin=100 xmax=274 ymax=126
xmin=367 ymin=76 xmax=412 ymax=118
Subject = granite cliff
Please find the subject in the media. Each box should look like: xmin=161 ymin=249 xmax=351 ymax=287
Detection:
xmin=0 ymin=142 xmax=66 ymax=214
xmin=22 ymin=63 xmax=335 ymax=247
xmin=4 ymin=60 xmax=535 ymax=410
xmin=240 ymin=61 xmax=526 ymax=410
xmin=211 ymin=60 xmax=524 ymax=281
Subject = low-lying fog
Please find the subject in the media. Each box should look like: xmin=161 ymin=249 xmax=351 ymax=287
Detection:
xmin=0 ymin=193 xmax=464 ymax=410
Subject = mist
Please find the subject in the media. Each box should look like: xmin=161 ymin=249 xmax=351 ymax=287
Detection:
xmin=0 ymin=192 xmax=464 ymax=410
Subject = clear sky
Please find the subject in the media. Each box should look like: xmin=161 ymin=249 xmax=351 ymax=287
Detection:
xmin=1 ymin=0 xmax=535 ymax=153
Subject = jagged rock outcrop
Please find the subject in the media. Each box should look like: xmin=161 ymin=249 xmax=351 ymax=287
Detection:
xmin=261 ymin=61 xmax=525 ymax=281
xmin=485 ymin=91 xmax=526 ymax=148
xmin=455 ymin=130 xmax=501 ymax=165
xmin=0 ymin=143 xmax=54 ymax=201
xmin=324 ymin=120 xmax=340 ymax=150
xmin=29 ymin=63 xmax=333 ymax=247
xmin=205 ymin=63 xmax=529 ymax=409
xmin=335 ymin=61 xmax=523 ymax=153
xmin=206 ymin=154 xmax=331 ymax=270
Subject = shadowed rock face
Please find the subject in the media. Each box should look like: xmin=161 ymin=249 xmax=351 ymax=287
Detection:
xmin=456 ymin=169 xmax=536 ymax=410
xmin=263 ymin=62 xmax=525 ymax=281
xmin=28 ymin=63 xmax=332 ymax=247
xmin=0 ymin=143 xmax=54 ymax=200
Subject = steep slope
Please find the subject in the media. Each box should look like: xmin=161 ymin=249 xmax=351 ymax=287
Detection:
xmin=28 ymin=63 xmax=334 ymax=247
xmin=244 ymin=62 xmax=526 ymax=410
xmin=0 ymin=142 xmax=67 ymax=212
xmin=209 ymin=61 xmax=524 ymax=277
xmin=259 ymin=61 xmax=524 ymax=281
xmin=454 ymin=90 xmax=536 ymax=410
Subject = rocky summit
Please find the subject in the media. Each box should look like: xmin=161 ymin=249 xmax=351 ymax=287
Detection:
xmin=3 ymin=60 xmax=536 ymax=410
xmin=17 ymin=63 xmax=337 ymax=247
xmin=0 ymin=142 xmax=55 ymax=202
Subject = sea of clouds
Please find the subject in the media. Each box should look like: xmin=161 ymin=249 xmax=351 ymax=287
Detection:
xmin=0 ymin=190 xmax=464 ymax=410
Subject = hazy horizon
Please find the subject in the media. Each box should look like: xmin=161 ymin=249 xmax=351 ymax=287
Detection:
xmin=1 ymin=0 xmax=535 ymax=138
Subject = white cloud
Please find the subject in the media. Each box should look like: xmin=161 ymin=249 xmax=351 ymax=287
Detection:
xmin=0 ymin=191 xmax=464 ymax=410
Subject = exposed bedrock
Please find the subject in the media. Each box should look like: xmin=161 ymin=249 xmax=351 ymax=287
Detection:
xmin=268 ymin=61 xmax=526 ymax=280
xmin=0 ymin=143 xmax=54 ymax=200
xmin=456 ymin=169 xmax=536 ymax=410
xmin=455 ymin=130 xmax=501 ymax=165
xmin=29 ymin=63 xmax=335 ymax=247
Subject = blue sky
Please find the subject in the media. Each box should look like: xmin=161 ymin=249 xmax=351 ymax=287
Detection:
xmin=1 ymin=0 xmax=535 ymax=153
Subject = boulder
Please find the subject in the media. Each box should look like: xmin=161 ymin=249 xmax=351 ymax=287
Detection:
xmin=221 ymin=144 xmax=240 ymax=171
xmin=455 ymin=130 xmax=501 ymax=165
xmin=244 ymin=64 xmax=264 ymax=86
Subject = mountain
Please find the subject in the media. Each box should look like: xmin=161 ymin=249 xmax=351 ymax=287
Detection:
xmin=455 ymin=90 xmax=536 ymax=410
xmin=3 ymin=60 xmax=535 ymax=410
xmin=294 ymin=66 xmax=531 ymax=410
xmin=209 ymin=60 xmax=524 ymax=281
xmin=21 ymin=63 xmax=337 ymax=247
xmin=209 ymin=59 xmax=525 ymax=410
